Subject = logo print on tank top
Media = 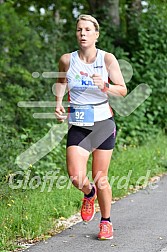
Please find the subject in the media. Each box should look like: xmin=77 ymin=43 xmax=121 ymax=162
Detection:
xmin=72 ymin=71 xmax=97 ymax=90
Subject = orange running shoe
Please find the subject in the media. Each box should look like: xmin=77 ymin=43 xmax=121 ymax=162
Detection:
xmin=98 ymin=221 xmax=113 ymax=240
xmin=81 ymin=185 xmax=97 ymax=222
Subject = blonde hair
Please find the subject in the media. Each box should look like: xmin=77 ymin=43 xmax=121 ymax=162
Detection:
xmin=77 ymin=14 xmax=99 ymax=32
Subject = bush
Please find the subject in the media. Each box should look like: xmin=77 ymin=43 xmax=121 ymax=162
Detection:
xmin=98 ymin=2 xmax=167 ymax=147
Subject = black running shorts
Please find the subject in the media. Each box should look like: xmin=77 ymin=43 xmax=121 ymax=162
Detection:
xmin=67 ymin=117 xmax=116 ymax=152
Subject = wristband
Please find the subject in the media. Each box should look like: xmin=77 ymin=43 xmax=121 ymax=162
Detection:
xmin=101 ymin=82 xmax=110 ymax=93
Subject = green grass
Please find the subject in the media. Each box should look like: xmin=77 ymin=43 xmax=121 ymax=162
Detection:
xmin=108 ymin=133 xmax=167 ymax=197
xmin=0 ymin=186 xmax=83 ymax=251
xmin=0 ymin=133 xmax=167 ymax=251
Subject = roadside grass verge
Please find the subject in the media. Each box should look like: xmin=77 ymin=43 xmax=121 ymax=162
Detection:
xmin=0 ymin=133 xmax=167 ymax=251
xmin=108 ymin=133 xmax=167 ymax=197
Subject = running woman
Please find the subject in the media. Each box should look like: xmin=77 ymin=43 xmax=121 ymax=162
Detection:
xmin=55 ymin=14 xmax=127 ymax=240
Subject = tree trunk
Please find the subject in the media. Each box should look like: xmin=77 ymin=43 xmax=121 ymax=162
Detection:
xmin=132 ymin=0 xmax=142 ymax=13
xmin=108 ymin=0 xmax=120 ymax=26
xmin=87 ymin=0 xmax=120 ymax=27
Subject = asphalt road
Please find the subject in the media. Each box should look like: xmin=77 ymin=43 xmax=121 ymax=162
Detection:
xmin=25 ymin=174 xmax=167 ymax=252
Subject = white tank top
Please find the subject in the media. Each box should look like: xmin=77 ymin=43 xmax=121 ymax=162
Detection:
xmin=66 ymin=49 xmax=112 ymax=122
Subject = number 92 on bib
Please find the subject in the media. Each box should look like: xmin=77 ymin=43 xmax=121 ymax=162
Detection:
xmin=69 ymin=104 xmax=94 ymax=126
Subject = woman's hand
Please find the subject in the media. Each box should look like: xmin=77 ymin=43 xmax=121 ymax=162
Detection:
xmin=91 ymin=73 xmax=105 ymax=90
xmin=55 ymin=106 xmax=67 ymax=122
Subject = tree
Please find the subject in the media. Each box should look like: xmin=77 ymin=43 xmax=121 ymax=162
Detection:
xmin=87 ymin=0 xmax=120 ymax=27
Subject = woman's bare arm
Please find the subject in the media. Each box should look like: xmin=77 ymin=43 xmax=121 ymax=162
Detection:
xmin=55 ymin=53 xmax=70 ymax=122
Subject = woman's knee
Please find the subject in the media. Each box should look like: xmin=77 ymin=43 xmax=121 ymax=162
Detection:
xmin=93 ymin=172 xmax=110 ymax=190
xmin=69 ymin=173 xmax=89 ymax=190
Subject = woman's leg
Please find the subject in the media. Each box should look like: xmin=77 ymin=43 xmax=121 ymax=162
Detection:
xmin=92 ymin=149 xmax=113 ymax=218
xmin=67 ymin=145 xmax=97 ymax=222
xmin=66 ymin=145 xmax=91 ymax=194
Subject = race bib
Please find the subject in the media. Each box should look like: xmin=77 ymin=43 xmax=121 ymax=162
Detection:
xmin=69 ymin=104 xmax=94 ymax=126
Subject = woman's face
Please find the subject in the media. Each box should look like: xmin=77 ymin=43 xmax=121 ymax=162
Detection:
xmin=76 ymin=20 xmax=99 ymax=48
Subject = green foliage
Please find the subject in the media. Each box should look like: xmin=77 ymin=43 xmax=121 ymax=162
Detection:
xmin=131 ymin=3 xmax=167 ymax=130
xmin=0 ymin=0 xmax=167 ymax=181
xmin=0 ymin=2 xmax=57 ymax=182
xmin=97 ymin=1 xmax=167 ymax=146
